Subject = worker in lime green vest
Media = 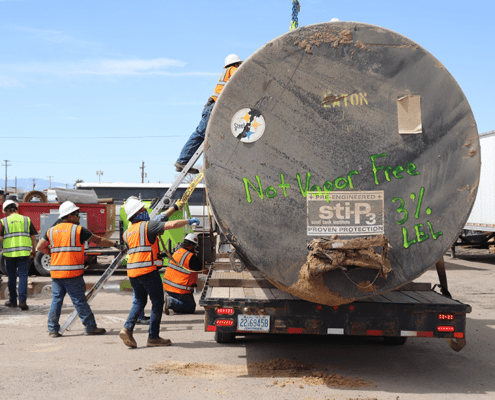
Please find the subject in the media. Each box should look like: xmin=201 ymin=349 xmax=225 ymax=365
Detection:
xmin=0 ymin=200 xmax=38 ymax=310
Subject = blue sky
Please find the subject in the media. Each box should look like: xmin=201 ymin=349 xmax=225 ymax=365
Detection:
xmin=1 ymin=0 xmax=493 ymax=187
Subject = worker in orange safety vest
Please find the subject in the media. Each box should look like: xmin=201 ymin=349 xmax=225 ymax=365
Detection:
xmin=118 ymin=197 xmax=199 ymax=348
xmin=174 ymin=54 xmax=243 ymax=174
xmin=37 ymin=201 xmax=121 ymax=338
xmin=163 ymin=233 xmax=207 ymax=315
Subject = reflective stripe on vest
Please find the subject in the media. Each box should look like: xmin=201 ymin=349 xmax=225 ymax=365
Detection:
xmin=163 ymin=248 xmax=197 ymax=294
xmin=1 ymin=215 xmax=32 ymax=257
xmin=123 ymin=221 xmax=157 ymax=277
xmin=211 ymin=66 xmax=236 ymax=100
xmin=48 ymin=223 xmax=85 ymax=279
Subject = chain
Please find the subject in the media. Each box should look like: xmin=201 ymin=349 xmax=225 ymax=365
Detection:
xmin=290 ymin=0 xmax=300 ymax=31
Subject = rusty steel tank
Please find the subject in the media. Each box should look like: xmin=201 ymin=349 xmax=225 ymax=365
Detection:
xmin=203 ymin=21 xmax=480 ymax=305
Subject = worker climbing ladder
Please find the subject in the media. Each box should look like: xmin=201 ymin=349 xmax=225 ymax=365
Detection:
xmin=149 ymin=142 xmax=204 ymax=220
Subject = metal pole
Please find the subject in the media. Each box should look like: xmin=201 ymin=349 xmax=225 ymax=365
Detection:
xmin=140 ymin=162 xmax=145 ymax=183
xmin=47 ymin=176 xmax=53 ymax=188
xmin=2 ymin=159 xmax=11 ymax=194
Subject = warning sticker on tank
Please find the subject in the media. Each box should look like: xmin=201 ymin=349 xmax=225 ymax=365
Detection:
xmin=231 ymin=108 xmax=265 ymax=143
xmin=307 ymin=191 xmax=384 ymax=236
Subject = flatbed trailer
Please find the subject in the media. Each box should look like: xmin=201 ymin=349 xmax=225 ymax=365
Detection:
xmin=200 ymin=260 xmax=471 ymax=352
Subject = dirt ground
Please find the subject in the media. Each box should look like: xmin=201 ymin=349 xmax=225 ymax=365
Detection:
xmin=1 ymin=248 xmax=494 ymax=400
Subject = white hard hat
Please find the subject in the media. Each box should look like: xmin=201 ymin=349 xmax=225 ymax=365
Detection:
xmin=125 ymin=197 xmax=145 ymax=220
xmin=2 ymin=200 xmax=18 ymax=212
xmin=224 ymin=54 xmax=242 ymax=68
xmin=184 ymin=233 xmax=199 ymax=245
xmin=59 ymin=201 xmax=80 ymax=218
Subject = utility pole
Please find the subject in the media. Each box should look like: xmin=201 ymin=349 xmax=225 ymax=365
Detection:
xmin=32 ymin=179 xmax=36 ymax=191
xmin=2 ymin=159 xmax=11 ymax=194
xmin=96 ymin=170 xmax=103 ymax=183
xmin=140 ymin=162 xmax=146 ymax=184
xmin=47 ymin=176 xmax=53 ymax=188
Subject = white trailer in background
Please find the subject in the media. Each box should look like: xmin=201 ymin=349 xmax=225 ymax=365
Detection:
xmin=452 ymin=130 xmax=495 ymax=257
xmin=465 ymin=130 xmax=495 ymax=232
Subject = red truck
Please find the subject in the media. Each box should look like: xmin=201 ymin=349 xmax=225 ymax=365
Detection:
xmin=0 ymin=202 xmax=116 ymax=276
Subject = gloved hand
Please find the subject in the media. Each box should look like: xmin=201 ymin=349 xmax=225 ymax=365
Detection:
xmin=188 ymin=218 xmax=200 ymax=226
xmin=154 ymin=213 xmax=168 ymax=222
xmin=115 ymin=243 xmax=128 ymax=252
xmin=175 ymin=199 xmax=186 ymax=210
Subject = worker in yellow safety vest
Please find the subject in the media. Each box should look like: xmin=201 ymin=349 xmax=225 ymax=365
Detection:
xmin=118 ymin=197 xmax=199 ymax=348
xmin=0 ymin=200 xmax=38 ymax=310
xmin=174 ymin=54 xmax=243 ymax=174
xmin=37 ymin=201 xmax=121 ymax=338
xmin=163 ymin=233 xmax=207 ymax=315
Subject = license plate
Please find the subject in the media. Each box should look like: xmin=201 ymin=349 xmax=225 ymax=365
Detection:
xmin=237 ymin=315 xmax=270 ymax=332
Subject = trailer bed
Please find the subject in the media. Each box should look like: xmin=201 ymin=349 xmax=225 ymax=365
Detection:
xmin=200 ymin=261 xmax=471 ymax=351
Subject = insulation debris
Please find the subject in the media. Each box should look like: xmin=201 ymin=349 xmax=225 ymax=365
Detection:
xmin=305 ymin=235 xmax=392 ymax=279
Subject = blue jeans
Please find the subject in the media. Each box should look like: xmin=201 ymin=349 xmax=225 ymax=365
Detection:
xmin=165 ymin=291 xmax=197 ymax=314
xmin=5 ymin=257 xmax=30 ymax=304
xmin=48 ymin=275 xmax=98 ymax=334
xmin=124 ymin=270 xmax=164 ymax=339
xmin=176 ymin=101 xmax=214 ymax=164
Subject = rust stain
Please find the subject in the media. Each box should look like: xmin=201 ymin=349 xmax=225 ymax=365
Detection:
xmin=463 ymin=142 xmax=473 ymax=148
xmin=294 ymin=28 xmax=353 ymax=54
xmin=463 ymin=149 xmax=476 ymax=158
xmin=469 ymin=177 xmax=479 ymax=202
xmin=262 ymin=79 xmax=273 ymax=91
xmin=321 ymin=94 xmax=348 ymax=105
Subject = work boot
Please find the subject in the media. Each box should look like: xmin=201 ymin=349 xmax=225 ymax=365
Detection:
xmin=19 ymin=302 xmax=29 ymax=311
xmin=163 ymin=296 xmax=170 ymax=315
xmin=136 ymin=316 xmax=150 ymax=325
xmin=84 ymin=327 xmax=106 ymax=336
xmin=5 ymin=301 xmax=17 ymax=308
xmin=119 ymin=328 xmax=137 ymax=348
xmin=49 ymin=332 xmax=62 ymax=338
xmin=147 ymin=337 xmax=172 ymax=347
xmin=174 ymin=162 xmax=199 ymax=175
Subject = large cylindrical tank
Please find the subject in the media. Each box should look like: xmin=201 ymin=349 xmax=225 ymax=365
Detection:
xmin=204 ymin=21 xmax=480 ymax=305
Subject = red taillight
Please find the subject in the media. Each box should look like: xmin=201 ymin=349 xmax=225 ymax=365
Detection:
xmin=438 ymin=314 xmax=454 ymax=320
xmin=288 ymin=328 xmax=303 ymax=334
xmin=207 ymin=325 xmax=217 ymax=332
xmin=349 ymin=305 xmax=355 ymax=311
xmin=437 ymin=326 xmax=455 ymax=332
xmin=333 ymin=306 xmax=338 ymax=311
xmin=316 ymin=305 xmax=322 ymax=310
xmin=216 ymin=308 xmax=234 ymax=315
xmin=215 ymin=319 xmax=234 ymax=327
xmin=454 ymin=332 xmax=464 ymax=339
xmin=367 ymin=330 xmax=383 ymax=336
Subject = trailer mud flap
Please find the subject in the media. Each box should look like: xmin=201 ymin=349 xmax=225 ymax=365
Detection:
xmin=446 ymin=337 xmax=467 ymax=352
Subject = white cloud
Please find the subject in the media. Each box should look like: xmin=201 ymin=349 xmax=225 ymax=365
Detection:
xmin=1 ymin=58 xmax=217 ymax=76
xmin=0 ymin=76 xmax=22 ymax=87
